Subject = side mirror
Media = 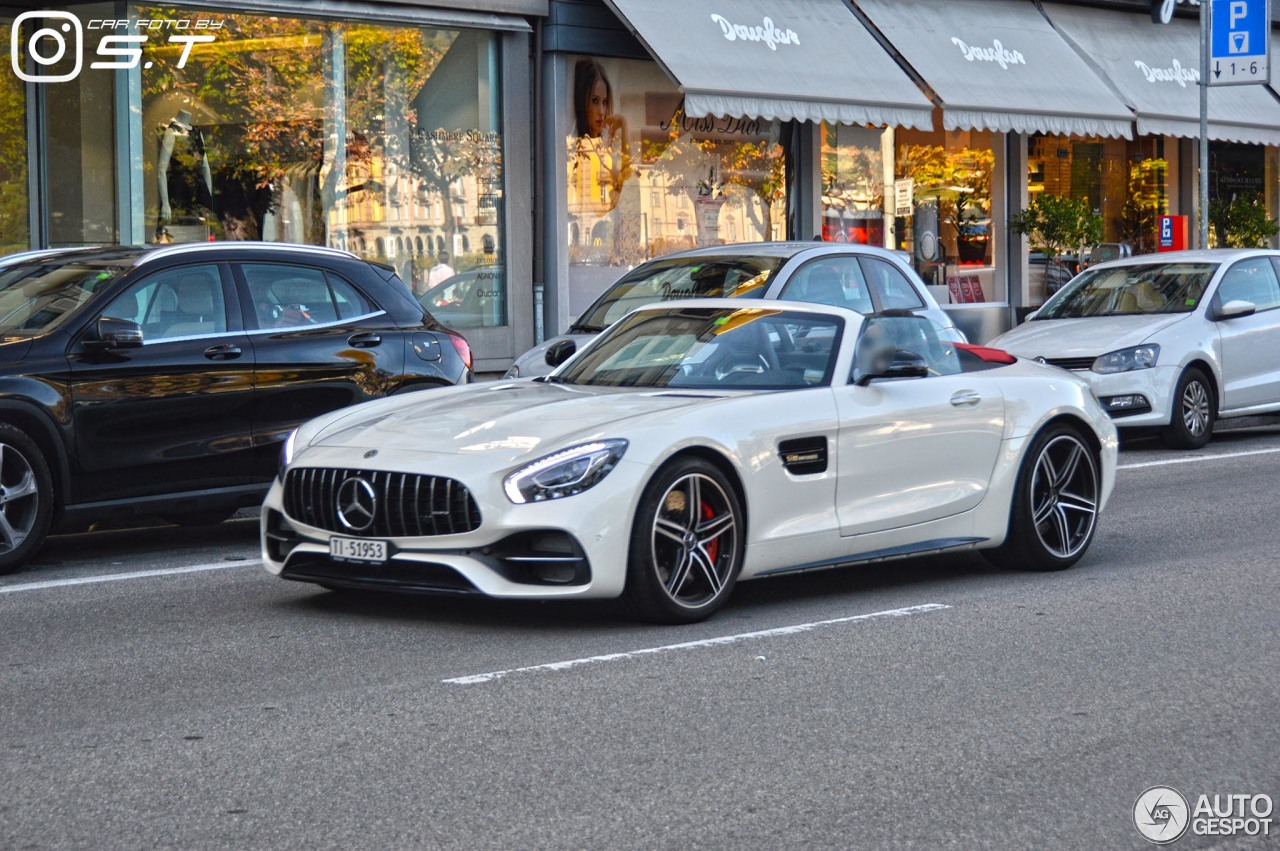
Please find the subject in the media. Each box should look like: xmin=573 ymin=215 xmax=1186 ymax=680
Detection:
xmin=855 ymin=349 xmax=929 ymax=386
xmin=1215 ymin=299 xmax=1256 ymax=320
xmin=544 ymin=338 xmax=577 ymax=368
xmin=85 ymin=316 xmax=144 ymax=350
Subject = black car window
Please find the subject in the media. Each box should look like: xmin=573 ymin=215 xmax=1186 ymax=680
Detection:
xmin=859 ymin=257 xmax=925 ymax=310
xmin=240 ymin=263 xmax=373 ymax=329
xmin=0 ymin=258 xmax=129 ymax=336
xmin=780 ymin=257 xmax=874 ymax=313
xmin=101 ymin=264 xmax=227 ymax=341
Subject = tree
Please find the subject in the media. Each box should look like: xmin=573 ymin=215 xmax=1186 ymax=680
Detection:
xmin=1209 ymin=194 xmax=1278 ymax=248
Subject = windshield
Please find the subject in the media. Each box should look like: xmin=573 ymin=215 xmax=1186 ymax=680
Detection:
xmin=555 ymin=306 xmax=842 ymax=390
xmin=0 ymin=257 xmax=130 ymax=336
xmin=574 ymin=256 xmax=782 ymax=331
xmin=1036 ymin=262 xmax=1217 ymax=319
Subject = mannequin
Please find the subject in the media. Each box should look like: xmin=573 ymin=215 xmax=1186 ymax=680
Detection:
xmin=157 ymin=109 xmax=214 ymax=225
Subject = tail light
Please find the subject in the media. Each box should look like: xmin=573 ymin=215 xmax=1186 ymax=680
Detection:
xmin=955 ymin=343 xmax=1017 ymax=364
xmin=445 ymin=331 xmax=472 ymax=371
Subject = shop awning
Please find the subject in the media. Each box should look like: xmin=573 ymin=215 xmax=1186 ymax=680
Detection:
xmin=1043 ymin=3 xmax=1280 ymax=145
xmin=852 ymin=0 xmax=1133 ymax=139
xmin=600 ymin=0 xmax=935 ymax=129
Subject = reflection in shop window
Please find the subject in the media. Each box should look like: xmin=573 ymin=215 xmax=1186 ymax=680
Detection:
xmin=135 ymin=7 xmax=506 ymax=327
xmin=0 ymin=20 xmax=29 ymax=255
xmin=821 ymin=123 xmax=888 ymax=247
xmin=565 ymin=55 xmax=786 ymax=308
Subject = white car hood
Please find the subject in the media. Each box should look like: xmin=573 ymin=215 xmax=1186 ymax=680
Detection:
xmin=309 ymin=380 xmax=730 ymax=465
xmin=992 ymin=314 xmax=1189 ymax=358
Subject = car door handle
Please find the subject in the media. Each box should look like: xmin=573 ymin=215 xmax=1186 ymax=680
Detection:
xmin=348 ymin=332 xmax=382 ymax=348
xmin=950 ymin=390 xmax=981 ymax=407
xmin=204 ymin=344 xmax=242 ymax=360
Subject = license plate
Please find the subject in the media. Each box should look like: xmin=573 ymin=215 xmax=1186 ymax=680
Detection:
xmin=329 ymin=536 xmax=388 ymax=563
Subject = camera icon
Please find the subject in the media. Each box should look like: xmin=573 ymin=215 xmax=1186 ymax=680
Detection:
xmin=10 ymin=11 xmax=83 ymax=83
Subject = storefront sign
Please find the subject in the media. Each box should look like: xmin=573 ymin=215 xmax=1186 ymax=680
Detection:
xmin=709 ymin=14 xmax=799 ymax=50
xmin=950 ymin=37 xmax=1026 ymax=69
xmin=1158 ymin=215 xmax=1189 ymax=250
xmin=1134 ymin=58 xmax=1199 ymax=86
xmin=894 ymin=178 xmax=914 ymax=217
xmin=1152 ymin=0 xmax=1202 ymax=25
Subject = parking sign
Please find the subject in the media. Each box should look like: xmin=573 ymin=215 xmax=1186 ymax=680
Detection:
xmin=1210 ymin=0 xmax=1270 ymax=85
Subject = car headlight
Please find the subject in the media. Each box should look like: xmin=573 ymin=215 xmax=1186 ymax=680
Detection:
xmin=278 ymin=428 xmax=299 ymax=480
xmin=504 ymin=439 xmax=628 ymax=504
xmin=1092 ymin=344 xmax=1160 ymax=374
xmin=503 ymin=364 xmax=520 ymax=378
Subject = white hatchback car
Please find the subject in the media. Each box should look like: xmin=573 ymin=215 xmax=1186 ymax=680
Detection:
xmin=990 ymin=249 xmax=1280 ymax=448
xmin=506 ymin=242 xmax=964 ymax=378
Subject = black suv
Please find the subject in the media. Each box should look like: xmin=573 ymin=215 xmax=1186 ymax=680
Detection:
xmin=0 ymin=242 xmax=473 ymax=573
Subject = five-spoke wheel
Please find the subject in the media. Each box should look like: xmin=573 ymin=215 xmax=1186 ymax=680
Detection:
xmin=623 ymin=457 xmax=743 ymax=623
xmin=985 ymin=424 xmax=1101 ymax=572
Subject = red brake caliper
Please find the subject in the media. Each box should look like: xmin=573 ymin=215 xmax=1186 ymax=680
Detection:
xmin=701 ymin=501 xmax=719 ymax=562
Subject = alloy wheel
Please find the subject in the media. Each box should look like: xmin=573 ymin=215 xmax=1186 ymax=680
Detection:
xmin=0 ymin=441 xmax=40 ymax=555
xmin=1029 ymin=435 xmax=1099 ymax=560
xmin=650 ymin=472 xmax=738 ymax=608
xmin=1181 ymin=379 xmax=1211 ymax=437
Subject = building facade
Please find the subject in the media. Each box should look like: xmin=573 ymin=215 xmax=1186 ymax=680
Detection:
xmin=5 ymin=0 xmax=1280 ymax=366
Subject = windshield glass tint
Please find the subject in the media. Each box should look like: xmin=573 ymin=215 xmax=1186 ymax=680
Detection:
xmin=1037 ymin=262 xmax=1217 ymax=318
xmin=557 ymin=307 xmax=841 ymax=390
xmin=0 ymin=257 xmax=129 ymax=336
xmin=577 ymin=256 xmax=782 ymax=330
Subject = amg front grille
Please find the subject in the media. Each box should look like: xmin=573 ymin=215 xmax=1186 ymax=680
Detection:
xmin=1041 ymin=356 xmax=1096 ymax=371
xmin=283 ymin=468 xmax=481 ymax=537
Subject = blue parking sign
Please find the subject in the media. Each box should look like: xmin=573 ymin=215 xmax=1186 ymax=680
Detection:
xmin=1210 ymin=0 xmax=1271 ymax=85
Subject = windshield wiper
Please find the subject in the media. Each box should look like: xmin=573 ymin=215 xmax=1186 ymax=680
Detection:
xmin=567 ymin=322 xmax=603 ymax=333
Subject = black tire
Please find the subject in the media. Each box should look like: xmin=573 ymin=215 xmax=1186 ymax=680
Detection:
xmin=621 ymin=457 xmax=744 ymax=624
xmin=1161 ymin=367 xmax=1215 ymax=449
xmin=0 ymin=424 xmax=54 ymax=575
xmin=162 ymin=509 xmax=237 ymax=528
xmin=983 ymin=424 xmax=1101 ymax=572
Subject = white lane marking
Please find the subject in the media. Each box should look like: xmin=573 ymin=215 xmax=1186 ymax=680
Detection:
xmin=443 ymin=603 xmax=951 ymax=685
xmin=0 ymin=560 xmax=260 ymax=594
xmin=1118 ymin=446 xmax=1280 ymax=470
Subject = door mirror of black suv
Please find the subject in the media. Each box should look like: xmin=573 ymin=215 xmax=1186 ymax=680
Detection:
xmin=86 ymin=316 xmax=144 ymax=350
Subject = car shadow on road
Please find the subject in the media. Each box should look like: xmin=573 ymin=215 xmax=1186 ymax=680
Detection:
xmin=272 ymin=550 xmax=1010 ymax=633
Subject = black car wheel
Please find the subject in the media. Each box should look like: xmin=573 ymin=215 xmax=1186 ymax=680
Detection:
xmin=622 ymin=457 xmax=744 ymax=624
xmin=1161 ymin=367 xmax=1214 ymax=450
xmin=0 ymin=424 xmax=54 ymax=575
xmin=984 ymin=424 xmax=1101 ymax=572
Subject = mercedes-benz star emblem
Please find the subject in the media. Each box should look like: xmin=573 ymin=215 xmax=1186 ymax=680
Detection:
xmin=336 ymin=476 xmax=378 ymax=532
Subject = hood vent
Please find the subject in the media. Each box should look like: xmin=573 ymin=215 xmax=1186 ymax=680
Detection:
xmin=778 ymin=436 xmax=828 ymax=475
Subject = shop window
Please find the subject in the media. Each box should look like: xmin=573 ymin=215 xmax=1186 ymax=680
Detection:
xmin=565 ymin=55 xmax=786 ymax=303
xmin=0 ymin=19 xmax=29 ymax=255
xmin=820 ymin=123 xmax=888 ymax=247
xmin=135 ymin=7 xmax=505 ymax=327
xmin=1026 ymin=134 xmax=1167 ymax=301
xmin=894 ymin=127 xmax=998 ymax=303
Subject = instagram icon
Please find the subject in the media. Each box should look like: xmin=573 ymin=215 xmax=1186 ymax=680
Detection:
xmin=11 ymin=11 xmax=83 ymax=83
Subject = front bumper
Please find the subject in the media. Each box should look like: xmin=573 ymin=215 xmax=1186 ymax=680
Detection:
xmin=260 ymin=453 xmax=644 ymax=599
xmin=1064 ymin=365 xmax=1179 ymax=428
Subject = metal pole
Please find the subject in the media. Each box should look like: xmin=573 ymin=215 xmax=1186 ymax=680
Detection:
xmin=1200 ymin=1 xmax=1210 ymax=247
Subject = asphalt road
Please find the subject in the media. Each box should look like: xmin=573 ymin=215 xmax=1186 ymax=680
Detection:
xmin=2 ymin=429 xmax=1278 ymax=850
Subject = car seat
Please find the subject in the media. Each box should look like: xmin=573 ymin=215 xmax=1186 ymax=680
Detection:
xmin=796 ymin=267 xmax=847 ymax=308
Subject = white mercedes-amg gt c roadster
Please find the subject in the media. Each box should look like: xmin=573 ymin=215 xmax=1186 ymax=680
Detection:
xmin=264 ymin=300 xmax=1117 ymax=623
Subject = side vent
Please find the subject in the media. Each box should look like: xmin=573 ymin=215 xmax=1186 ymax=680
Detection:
xmin=778 ymin=436 xmax=828 ymax=475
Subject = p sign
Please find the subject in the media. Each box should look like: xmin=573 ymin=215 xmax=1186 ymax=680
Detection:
xmin=1210 ymin=0 xmax=1270 ymax=85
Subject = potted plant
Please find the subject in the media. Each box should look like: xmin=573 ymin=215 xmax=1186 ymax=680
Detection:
xmin=1009 ymin=194 xmax=1102 ymax=295
xmin=1209 ymin=194 xmax=1278 ymax=248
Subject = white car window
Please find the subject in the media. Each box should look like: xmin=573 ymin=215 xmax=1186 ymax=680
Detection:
xmin=781 ymin=258 xmax=874 ymax=313
xmin=1218 ymin=258 xmax=1280 ymax=311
